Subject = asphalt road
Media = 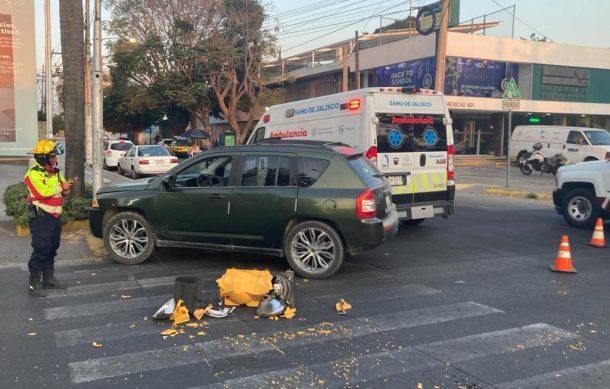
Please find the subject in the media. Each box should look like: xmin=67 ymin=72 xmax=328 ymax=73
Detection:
xmin=2 ymin=177 xmax=609 ymax=388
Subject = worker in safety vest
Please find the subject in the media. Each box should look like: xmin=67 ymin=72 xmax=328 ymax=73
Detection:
xmin=24 ymin=139 xmax=76 ymax=297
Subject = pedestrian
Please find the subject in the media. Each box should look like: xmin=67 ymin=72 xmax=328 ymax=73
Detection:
xmin=24 ymin=139 xmax=76 ymax=297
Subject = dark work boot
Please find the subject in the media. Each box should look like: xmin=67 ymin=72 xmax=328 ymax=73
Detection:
xmin=28 ymin=271 xmax=47 ymax=297
xmin=42 ymin=263 xmax=67 ymax=289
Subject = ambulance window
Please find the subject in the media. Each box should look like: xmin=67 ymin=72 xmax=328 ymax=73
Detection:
xmin=253 ymin=127 xmax=266 ymax=144
xmin=375 ymin=114 xmax=447 ymax=153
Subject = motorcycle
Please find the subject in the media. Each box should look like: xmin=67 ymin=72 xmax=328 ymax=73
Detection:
xmin=519 ymin=142 xmax=567 ymax=176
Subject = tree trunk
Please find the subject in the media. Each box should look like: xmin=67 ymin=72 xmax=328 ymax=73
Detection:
xmin=59 ymin=0 xmax=86 ymax=197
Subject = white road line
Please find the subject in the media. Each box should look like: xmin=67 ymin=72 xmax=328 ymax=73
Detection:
xmin=68 ymin=301 xmax=500 ymax=383
xmin=199 ymin=323 xmax=579 ymax=388
xmin=44 ymin=296 xmax=161 ymax=320
xmin=495 ymin=359 xmax=610 ymax=389
xmin=46 ymin=270 xmax=393 ymax=298
xmin=416 ymin=323 xmax=579 ymax=363
xmin=54 ymin=317 xmax=237 ymax=347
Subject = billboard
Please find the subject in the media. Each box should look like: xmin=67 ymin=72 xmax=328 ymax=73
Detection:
xmin=375 ymin=57 xmax=436 ymax=89
xmin=444 ymin=57 xmax=518 ymax=98
xmin=531 ymin=64 xmax=610 ymax=103
xmin=0 ymin=0 xmax=37 ymax=156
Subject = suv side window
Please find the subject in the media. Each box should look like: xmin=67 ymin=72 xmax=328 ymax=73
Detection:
xmin=174 ymin=155 xmax=234 ymax=187
xmin=240 ymin=155 xmax=292 ymax=187
xmin=298 ymin=157 xmax=330 ymax=187
xmin=567 ymin=131 xmax=588 ymax=145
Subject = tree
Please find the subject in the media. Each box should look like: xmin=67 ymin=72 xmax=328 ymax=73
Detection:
xmin=105 ymin=0 xmax=278 ymax=143
xmin=59 ymin=0 xmax=86 ymax=196
xmin=208 ymin=0 xmax=277 ymax=143
xmin=104 ymin=0 xmax=224 ymax=130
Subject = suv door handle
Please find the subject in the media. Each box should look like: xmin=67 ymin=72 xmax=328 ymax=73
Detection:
xmin=208 ymin=194 xmax=224 ymax=200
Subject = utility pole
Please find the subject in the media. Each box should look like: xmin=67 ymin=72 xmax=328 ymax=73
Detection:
xmin=434 ymin=0 xmax=450 ymax=93
xmin=84 ymin=0 xmax=93 ymax=166
xmin=354 ymin=31 xmax=360 ymax=90
xmin=44 ymin=0 xmax=52 ymax=138
xmin=92 ymin=0 xmax=103 ymax=196
xmin=342 ymin=46 xmax=348 ymax=92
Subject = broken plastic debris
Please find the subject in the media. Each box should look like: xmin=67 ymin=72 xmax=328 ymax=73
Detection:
xmin=27 ymin=332 xmax=37 ymax=336
xmin=153 ymin=298 xmax=175 ymax=320
xmin=186 ymin=323 xmax=199 ymax=328
xmin=92 ymin=341 xmax=102 ymax=348
xmin=281 ymin=307 xmax=297 ymax=320
xmin=120 ymin=295 xmax=131 ymax=299
xmin=206 ymin=306 xmax=235 ymax=319
xmin=217 ymin=268 xmax=273 ymax=307
xmin=160 ymin=328 xmax=178 ymax=336
xmin=193 ymin=304 xmax=211 ymax=320
xmin=171 ymin=299 xmax=190 ymax=325
xmin=335 ymin=298 xmax=352 ymax=314
xmin=197 ymin=331 xmax=206 ymax=336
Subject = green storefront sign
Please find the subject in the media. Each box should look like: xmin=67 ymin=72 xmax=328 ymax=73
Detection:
xmin=532 ymin=64 xmax=610 ymax=103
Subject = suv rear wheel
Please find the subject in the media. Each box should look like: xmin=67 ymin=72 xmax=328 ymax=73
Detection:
xmin=284 ymin=221 xmax=344 ymax=279
xmin=561 ymin=188 xmax=600 ymax=229
xmin=103 ymin=211 xmax=155 ymax=264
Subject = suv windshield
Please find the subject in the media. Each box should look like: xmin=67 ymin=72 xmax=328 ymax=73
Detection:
xmin=584 ymin=130 xmax=610 ymax=145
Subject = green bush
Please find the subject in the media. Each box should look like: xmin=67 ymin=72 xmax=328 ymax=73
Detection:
xmin=2 ymin=182 xmax=91 ymax=227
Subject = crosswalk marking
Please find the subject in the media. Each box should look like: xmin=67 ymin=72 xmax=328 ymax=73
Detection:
xmin=195 ymin=323 xmax=578 ymax=388
xmin=495 ymin=359 xmax=610 ymax=389
xmin=415 ymin=323 xmax=579 ymax=363
xmin=68 ymin=302 xmax=500 ymax=383
xmin=44 ymin=296 xmax=162 ymax=320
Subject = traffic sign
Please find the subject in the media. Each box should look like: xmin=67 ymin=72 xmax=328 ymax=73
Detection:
xmin=502 ymin=78 xmax=521 ymax=99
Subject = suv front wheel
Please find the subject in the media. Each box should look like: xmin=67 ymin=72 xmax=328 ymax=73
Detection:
xmin=284 ymin=221 xmax=344 ymax=279
xmin=561 ymin=188 xmax=600 ymax=229
xmin=103 ymin=211 xmax=155 ymax=264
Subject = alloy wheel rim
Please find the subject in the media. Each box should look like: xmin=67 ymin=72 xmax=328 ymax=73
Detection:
xmin=291 ymin=227 xmax=335 ymax=273
xmin=568 ymin=196 xmax=591 ymax=221
xmin=109 ymin=218 xmax=148 ymax=258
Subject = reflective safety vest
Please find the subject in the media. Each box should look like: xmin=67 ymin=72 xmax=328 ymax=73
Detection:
xmin=23 ymin=163 xmax=65 ymax=218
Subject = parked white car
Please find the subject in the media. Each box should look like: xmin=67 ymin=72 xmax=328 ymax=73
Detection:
xmin=103 ymin=140 xmax=134 ymax=169
xmin=117 ymin=145 xmax=179 ymax=178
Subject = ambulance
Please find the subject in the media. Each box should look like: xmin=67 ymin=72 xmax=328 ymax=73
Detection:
xmin=247 ymin=87 xmax=455 ymax=224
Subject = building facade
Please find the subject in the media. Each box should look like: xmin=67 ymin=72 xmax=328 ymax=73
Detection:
xmin=264 ymin=30 xmax=610 ymax=156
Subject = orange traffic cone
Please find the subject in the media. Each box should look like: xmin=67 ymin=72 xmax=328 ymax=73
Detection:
xmin=587 ymin=218 xmax=607 ymax=248
xmin=550 ymin=235 xmax=577 ymax=273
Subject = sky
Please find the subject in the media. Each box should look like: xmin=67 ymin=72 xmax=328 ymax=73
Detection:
xmin=34 ymin=0 xmax=610 ymax=73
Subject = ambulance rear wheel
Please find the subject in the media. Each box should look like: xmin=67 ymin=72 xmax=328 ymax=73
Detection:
xmin=400 ymin=218 xmax=425 ymax=226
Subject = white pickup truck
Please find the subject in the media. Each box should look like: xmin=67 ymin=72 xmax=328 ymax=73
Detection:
xmin=553 ymin=160 xmax=610 ymax=228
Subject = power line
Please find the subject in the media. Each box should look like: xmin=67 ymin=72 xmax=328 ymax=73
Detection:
xmin=281 ymin=1 xmax=410 ymax=55
xmin=489 ymin=0 xmax=553 ymax=42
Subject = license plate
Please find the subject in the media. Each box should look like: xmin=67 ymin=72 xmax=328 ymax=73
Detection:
xmin=387 ymin=175 xmax=405 ymax=186
xmin=154 ymin=160 xmax=165 ymax=165
xmin=411 ymin=205 xmax=434 ymax=219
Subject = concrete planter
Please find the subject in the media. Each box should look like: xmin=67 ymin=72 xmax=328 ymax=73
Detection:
xmin=14 ymin=219 xmax=89 ymax=237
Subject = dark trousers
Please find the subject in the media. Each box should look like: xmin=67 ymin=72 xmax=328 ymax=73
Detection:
xmin=28 ymin=212 xmax=62 ymax=272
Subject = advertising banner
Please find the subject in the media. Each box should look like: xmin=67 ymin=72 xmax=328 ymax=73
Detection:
xmin=0 ymin=12 xmax=15 ymax=141
xmin=444 ymin=57 xmax=518 ymax=98
xmin=0 ymin=0 xmax=37 ymax=156
xmin=375 ymin=57 xmax=436 ymax=90
xmin=529 ymin=64 xmax=610 ymax=103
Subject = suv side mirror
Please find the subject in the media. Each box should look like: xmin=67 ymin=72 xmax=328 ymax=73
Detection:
xmin=161 ymin=175 xmax=173 ymax=189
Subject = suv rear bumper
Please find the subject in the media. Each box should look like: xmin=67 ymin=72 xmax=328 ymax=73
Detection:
xmin=344 ymin=209 xmax=398 ymax=256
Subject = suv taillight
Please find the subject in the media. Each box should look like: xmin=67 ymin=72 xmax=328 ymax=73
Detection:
xmin=365 ymin=146 xmax=377 ymax=164
xmin=356 ymin=189 xmax=376 ymax=219
xmin=447 ymin=144 xmax=455 ymax=184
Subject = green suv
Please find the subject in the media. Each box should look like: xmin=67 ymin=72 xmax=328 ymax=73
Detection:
xmin=89 ymin=142 xmax=398 ymax=279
